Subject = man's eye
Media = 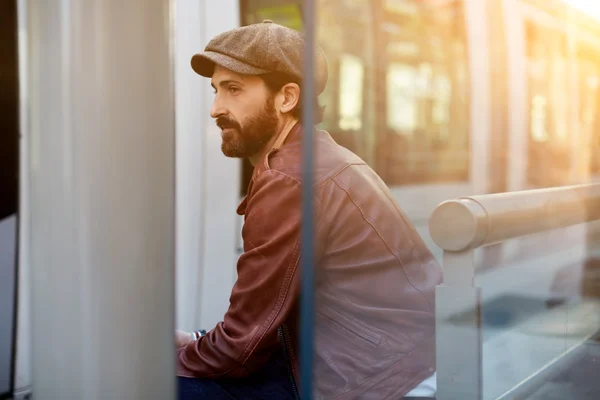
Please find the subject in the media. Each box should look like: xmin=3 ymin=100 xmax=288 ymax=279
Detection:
xmin=228 ymin=86 xmax=240 ymax=94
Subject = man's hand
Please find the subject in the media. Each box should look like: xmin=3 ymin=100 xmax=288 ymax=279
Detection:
xmin=175 ymin=330 xmax=194 ymax=348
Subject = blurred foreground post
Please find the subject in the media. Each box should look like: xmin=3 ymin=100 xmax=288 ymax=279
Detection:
xmin=21 ymin=0 xmax=176 ymax=398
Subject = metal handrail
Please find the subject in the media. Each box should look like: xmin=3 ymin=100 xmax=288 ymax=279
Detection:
xmin=429 ymin=184 xmax=600 ymax=252
xmin=428 ymin=183 xmax=600 ymax=400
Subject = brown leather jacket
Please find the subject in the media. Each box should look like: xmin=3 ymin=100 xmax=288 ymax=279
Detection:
xmin=176 ymin=123 xmax=442 ymax=399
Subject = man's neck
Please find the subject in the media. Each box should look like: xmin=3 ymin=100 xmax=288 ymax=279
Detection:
xmin=248 ymin=118 xmax=299 ymax=166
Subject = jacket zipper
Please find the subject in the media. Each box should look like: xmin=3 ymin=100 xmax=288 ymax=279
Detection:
xmin=279 ymin=324 xmax=301 ymax=400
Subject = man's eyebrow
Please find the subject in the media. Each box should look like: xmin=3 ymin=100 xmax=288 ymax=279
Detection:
xmin=211 ymin=79 xmax=244 ymax=90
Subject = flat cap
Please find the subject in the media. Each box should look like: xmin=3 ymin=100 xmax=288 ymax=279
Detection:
xmin=191 ymin=20 xmax=328 ymax=94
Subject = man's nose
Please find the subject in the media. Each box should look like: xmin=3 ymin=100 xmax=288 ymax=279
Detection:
xmin=210 ymin=96 xmax=225 ymax=119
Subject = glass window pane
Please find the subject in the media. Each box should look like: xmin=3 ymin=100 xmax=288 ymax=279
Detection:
xmin=577 ymin=45 xmax=600 ymax=176
xmin=377 ymin=0 xmax=470 ymax=185
xmin=240 ymin=0 xmax=377 ymax=190
xmin=242 ymin=0 xmax=303 ymax=30
xmin=241 ymin=0 xmax=469 ymax=188
xmin=338 ymin=54 xmax=364 ymax=131
xmin=317 ymin=0 xmax=376 ymax=166
xmin=525 ymin=21 xmax=572 ymax=188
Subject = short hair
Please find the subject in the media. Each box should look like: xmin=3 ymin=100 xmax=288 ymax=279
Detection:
xmin=259 ymin=72 xmax=325 ymax=125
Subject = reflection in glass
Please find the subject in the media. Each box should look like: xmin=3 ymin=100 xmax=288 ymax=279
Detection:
xmin=526 ymin=21 xmax=571 ymax=188
xmin=317 ymin=0 xmax=376 ymax=166
xmin=378 ymin=0 xmax=470 ymax=185
xmin=241 ymin=0 xmax=469 ymax=192
xmin=338 ymin=54 xmax=364 ymax=131
xmin=387 ymin=63 xmax=417 ymax=132
xmin=578 ymin=46 xmax=600 ymax=175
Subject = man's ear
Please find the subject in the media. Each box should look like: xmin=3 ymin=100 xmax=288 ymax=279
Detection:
xmin=279 ymin=83 xmax=300 ymax=114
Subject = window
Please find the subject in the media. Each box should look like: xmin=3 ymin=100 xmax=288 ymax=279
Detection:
xmin=242 ymin=1 xmax=303 ymax=30
xmin=376 ymin=0 xmax=470 ymax=185
xmin=525 ymin=21 xmax=572 ymax=187
xmin=577 ymin=45 xmax=600 ymax=175
xmin=239 ymin=1 xmax=304 ymax=196
xmin=338 ymin=54 xmax=364 ymax=132
xmin=240 ymin=0 xmax=376 ymax=194
xmin=240 ymin=0 xmax=469 ymax=193
xmin=317 ymin=0 xmax=375 ymax=165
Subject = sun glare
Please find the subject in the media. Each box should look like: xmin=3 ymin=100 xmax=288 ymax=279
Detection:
xmin=563 ymin=0 xmax=600 ymax=20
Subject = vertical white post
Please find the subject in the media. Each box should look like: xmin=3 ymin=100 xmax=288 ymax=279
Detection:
xmin=174 ymin=0 xmax=206 ymax=332
xmin=173 ymin=0 xmax=242 ymax=333
xmin=464 ymin=0 xmax=491 ymax=196
xmin=436 ymin=250 xmax=483 ymax=400
xmin=504 ymin=0 xmax=528 ymax=192
xmin=15 ymin=0 xmax=32 ymax=397
xmin=196 ymin=0 xmax=242 ymax=330
xmin=502 ymin=0 xmax=528 ymax=262
xmin=23 ymin=0 xmax=176 ymax=398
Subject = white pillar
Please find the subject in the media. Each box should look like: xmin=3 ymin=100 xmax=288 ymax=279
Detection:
xmin=15 ymin=0 xmax=32 ymax=396
xmin=23 ymin=1 xmax=176 ymax=398
xmin=503 ymin=0 xmax=528 ymax=261
xmin=465 ymin=0 xmax=491 ymax=196
xmin=174 ymin=0 xmax=241 ymax=332
xmin=196 ymin=0 xmax=242 ymax=331
xmin=174 ymin=0 xmax=206 ymax=332
xmin=504 ymin=0 xmax=528 ymax=192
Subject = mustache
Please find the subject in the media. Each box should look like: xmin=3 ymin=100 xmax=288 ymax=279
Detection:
xmin=216 ymin=116 xmax=241 ymax=131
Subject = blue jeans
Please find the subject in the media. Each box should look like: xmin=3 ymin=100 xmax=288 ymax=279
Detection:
xmin=177 ymin=350 xmax=297 ymax=400
xmin=177 ymin=351 xmax=436 ymax=399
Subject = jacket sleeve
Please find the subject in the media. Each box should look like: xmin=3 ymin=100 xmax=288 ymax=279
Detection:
xmin=176 ymin=169 xmax=302 ymax=379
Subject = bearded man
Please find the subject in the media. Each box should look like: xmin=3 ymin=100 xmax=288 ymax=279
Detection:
xmin=175 ymin=20 xmax=441 ymax=400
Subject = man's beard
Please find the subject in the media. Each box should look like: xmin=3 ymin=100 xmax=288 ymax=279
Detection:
xmin=216 ymin=97 xmax=279 ymax=158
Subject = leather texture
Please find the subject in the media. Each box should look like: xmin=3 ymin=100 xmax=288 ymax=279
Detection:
xmin=177 ymin=123 xmax=442 ymax=399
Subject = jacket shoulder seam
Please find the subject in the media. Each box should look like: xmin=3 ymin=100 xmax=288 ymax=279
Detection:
xmin=330 ymin=175 xmax=429 ymax=300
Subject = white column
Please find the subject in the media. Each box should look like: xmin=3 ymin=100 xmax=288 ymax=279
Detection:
xmin=174 ymin=0 xmax=206 ymax=331
xmin=192 ymin=0 xmax=241 ymax=329
xmin=464 ymin=0 xmax=491 ymax=196
xmin=174 ymin=0 xmax=242 ymax=332
xmin=502 ymin=0 xmax=528 ymax=261
xmin=23 ymin=1 xmax=176 ymax=398
xmin=15 ymin=0 xmax=32 ymax=396
xmin=504 ymin=0 xmax=528 ymax=192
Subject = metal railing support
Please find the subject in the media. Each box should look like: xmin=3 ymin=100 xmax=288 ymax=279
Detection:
xmin=429 ymin=183 xmax=600 ymax=400
xmin=435 ymin=250 xmax=482 ymax=400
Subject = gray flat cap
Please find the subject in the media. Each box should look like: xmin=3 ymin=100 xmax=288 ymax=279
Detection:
xmin=191 ymin=20 xmax=328 ymax=94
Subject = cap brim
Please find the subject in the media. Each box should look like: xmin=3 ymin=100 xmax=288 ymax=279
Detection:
xmin=191 ymin=51 xmax=270 ymax=77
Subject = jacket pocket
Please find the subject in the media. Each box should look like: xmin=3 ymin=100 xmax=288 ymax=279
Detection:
xmin=318 ymin=306 xmax=382 ymax=348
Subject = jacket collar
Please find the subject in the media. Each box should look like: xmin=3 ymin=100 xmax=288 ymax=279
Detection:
xmin=236 ymin=122 xmax=302 ymax=215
